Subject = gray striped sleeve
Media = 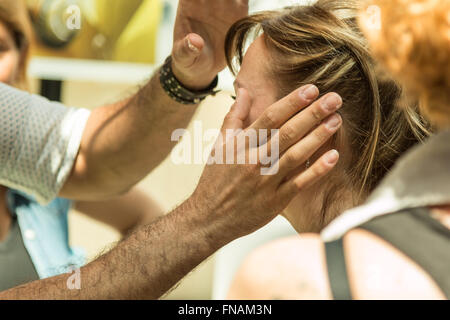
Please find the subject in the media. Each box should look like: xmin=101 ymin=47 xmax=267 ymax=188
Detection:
xmin=0 ymin=83 xmax=90 ymax=203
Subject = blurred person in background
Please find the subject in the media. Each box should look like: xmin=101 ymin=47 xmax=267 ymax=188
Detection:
xmin=228 ymin=0 xmax=450 ymax=300
xmin=0 ymin=0 xmax=164 ymax=292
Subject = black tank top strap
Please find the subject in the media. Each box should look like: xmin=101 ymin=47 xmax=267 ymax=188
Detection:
xmin=324 ymin=207 xmax=450 ymax=299
xmin=324 ymin=238 xmax=352 ymax=300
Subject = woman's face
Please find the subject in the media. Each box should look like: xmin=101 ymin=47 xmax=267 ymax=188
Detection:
xmin=233 ymin=35 xmax=279 ymax=127
xmin=235 ymin=35 xmax=329 ymax=233
xmin=0 ymin=21 xmax=20 ymax=85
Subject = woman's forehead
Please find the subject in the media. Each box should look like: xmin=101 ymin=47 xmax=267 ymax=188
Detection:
xmin=236 ymin=36 xmax=272 ymax=86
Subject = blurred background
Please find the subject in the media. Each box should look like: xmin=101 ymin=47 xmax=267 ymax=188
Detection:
xmin=25 ymin=0 xmax=305 ymax=299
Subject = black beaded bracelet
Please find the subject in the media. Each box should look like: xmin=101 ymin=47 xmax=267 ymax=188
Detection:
xmin=160 ymin=56 xmax=220 ymax=105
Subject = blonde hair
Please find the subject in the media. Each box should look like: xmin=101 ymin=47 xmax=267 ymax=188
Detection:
xmin=225 ymin=0 xmax=430 ymax=209
xmin=0 ymin=0 xmax=32 ymax=90
xmin=360 ymin=0 xmax=450 ymax=126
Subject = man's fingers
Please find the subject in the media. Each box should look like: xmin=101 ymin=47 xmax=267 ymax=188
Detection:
xmin=279 ymin=149 xmax=340 ymax=198
xmin=221 ymin=88 xmax=251 ymax=132
xmin=277 ymin=92 xmax=343 ymax=153
xmin=277 ymin=113 xmax=342 ymax=177
xmin=249 ymin=84 xmax=319 ymax=131
xmin=172 ymin=33 xmax=204 ymax=67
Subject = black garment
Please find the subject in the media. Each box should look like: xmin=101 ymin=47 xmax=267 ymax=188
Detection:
xmin=325 ymin=207 xmax=450 ymax=299
xmin=0 ymin=217 xmax=40 ymax=291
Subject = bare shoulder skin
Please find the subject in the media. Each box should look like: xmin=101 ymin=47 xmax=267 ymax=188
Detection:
xmin=346 ymin=229 xmax=445 ymax=299
xmin=227 ymin=235 xmax=332 ymax=300
xmin=228 ymin=229 xmax=446 ymax=300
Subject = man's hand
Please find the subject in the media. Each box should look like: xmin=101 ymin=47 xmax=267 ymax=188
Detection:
xmin=59 ymin=1 xmax=249 ymax=201
xmin=189 ymin=85 xmax=344 ymax=239
xmin=171 ymin=0 xmax=249 ymax=90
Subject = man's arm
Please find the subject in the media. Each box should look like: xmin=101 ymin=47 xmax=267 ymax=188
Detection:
xmin=0 ymin=84 xmax=344 ymax=299
xmin=59 ymin=0 xmax=250 ymax=200
xmin=59 ymin=74 xmax=198 ymax=200
xmin=1 ymin=198 xmax=224 ymax=299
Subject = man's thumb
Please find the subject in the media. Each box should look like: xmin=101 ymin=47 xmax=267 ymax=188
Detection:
xmin=172 ymin=33 xmax=203 ymax=67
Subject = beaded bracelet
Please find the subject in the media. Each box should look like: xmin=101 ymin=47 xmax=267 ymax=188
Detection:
xmin=159 ymin=56 xmax=220 ymax=105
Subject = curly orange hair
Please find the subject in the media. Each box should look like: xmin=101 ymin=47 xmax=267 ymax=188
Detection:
xmin=359 ymin=0 xmax=450 ymax=126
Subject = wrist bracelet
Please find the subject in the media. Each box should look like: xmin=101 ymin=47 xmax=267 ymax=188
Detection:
xmin=160 ymin=56 xmax=220 ymax=105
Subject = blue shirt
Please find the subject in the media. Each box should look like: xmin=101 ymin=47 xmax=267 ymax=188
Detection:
xmin=6 ymin=189 xmax=85 ymax=279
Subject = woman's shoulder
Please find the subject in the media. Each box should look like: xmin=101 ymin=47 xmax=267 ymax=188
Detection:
xmin=345 ymin=228 xmax=446 ymax=299
xmin=227 ymin=228 xmax=447 ymax=299
xmin=227 ymin=234 xmax=332 ymax=299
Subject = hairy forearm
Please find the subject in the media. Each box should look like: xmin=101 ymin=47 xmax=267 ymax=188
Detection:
xmin=60 ymin=70 xmax=199 ymax=200
xmin=0 ymin=199 xmax=228 ymax=299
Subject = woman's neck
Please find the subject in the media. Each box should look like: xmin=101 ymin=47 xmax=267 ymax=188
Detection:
xmin=287 ymin=185 xmax=357 ymax=234
xmin=0 ymin=186 xmax=12 ymax=242
xmin=431 ymin=205 xmax=450 ymax=229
